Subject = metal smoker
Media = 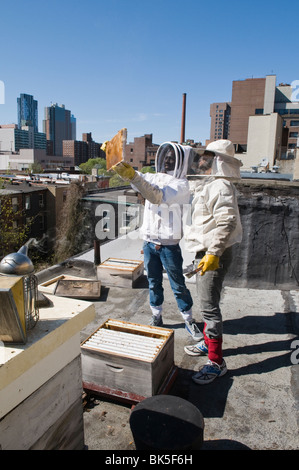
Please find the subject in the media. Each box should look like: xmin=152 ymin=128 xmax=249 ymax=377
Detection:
xmin=0 ymin=244 xmax=39 ymax=330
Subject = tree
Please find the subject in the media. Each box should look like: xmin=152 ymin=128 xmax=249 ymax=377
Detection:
xmin=140 ymin=166 xmax=155 ymax=174
xmin=53 ymin=181 xmax=87 ymax=263
xmin=29 ymin=162 xmax=43 ymax=173
xmin=0 ymin=194 xmax=33 ymax=258
xmin=79 ymin=157 xmax=107 ymax=174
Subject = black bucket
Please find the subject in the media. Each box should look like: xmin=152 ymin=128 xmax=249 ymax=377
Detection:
xmin=129 ymin=395 xmax=204 ymax=451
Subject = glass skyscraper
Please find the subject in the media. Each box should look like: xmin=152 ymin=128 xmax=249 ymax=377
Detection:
xmin=17 ymin=93 xmax=38 ymax=132
xmin=43 ymin=103 xmax=76 ymax=156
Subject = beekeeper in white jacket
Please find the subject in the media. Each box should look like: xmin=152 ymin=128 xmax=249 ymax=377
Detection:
xmin=183 ymin=139 xmax=243 ymax=384
xmin=112 ymin=142 xmax=201 ymax=340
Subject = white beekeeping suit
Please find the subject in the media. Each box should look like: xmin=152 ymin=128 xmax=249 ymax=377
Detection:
xmin=183 ymin=140 xmax=243 ymax=385
xmin=112 ymin=142 xmax=201 ymax=340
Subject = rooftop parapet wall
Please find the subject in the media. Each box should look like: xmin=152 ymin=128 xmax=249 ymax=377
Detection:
xmin=227 ymin=179 xmax=299 ymax=289
xmin=80 ymin=180 xmax=299 ymax=290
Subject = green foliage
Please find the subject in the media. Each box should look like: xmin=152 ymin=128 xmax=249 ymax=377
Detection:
xmin=53 ymin=181 xmax=86 ymax=263
xmin=140 ymin=166 xmax=155 ymax=174
xmin=29 ymin=162 xmax=43 ymax=173
xmin=79 ymin=157 xmax=107 ymax=174
xmin=0 ymin=194 xmax=33 ymax=258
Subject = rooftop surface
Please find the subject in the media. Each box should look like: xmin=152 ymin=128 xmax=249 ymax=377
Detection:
xmin=37 ymin=232 xmax=299 ymax=451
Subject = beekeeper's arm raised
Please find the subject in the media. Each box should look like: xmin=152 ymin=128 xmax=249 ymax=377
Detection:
xmin=112 ymin=161 xmax=188 ymax=206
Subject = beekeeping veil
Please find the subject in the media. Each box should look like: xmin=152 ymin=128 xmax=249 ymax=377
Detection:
xmin=155 ymin=142 xmax=193 ymax=179
xmin=187 ymin=140 xmax=243 ymax=179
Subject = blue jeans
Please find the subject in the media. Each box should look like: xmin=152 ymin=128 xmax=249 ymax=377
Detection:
xmin=143 ymin=241 xmax=193 ymax=313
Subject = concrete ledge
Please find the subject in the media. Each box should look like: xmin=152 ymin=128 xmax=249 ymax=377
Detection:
xmin=0 ymin=294 xmax=95 ymax=418
xmin=0 ymin=357 xmax=84 ymax=450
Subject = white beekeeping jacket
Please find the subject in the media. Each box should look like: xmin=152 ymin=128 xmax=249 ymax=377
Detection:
xmin=184 ymin=154 xmax=243 ymax=256
xmin=130 ymin=142 xmax=193 ymax=245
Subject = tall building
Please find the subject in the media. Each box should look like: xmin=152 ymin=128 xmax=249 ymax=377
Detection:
xmin=209 ymin=75 xmax=299 ymax=158
xmin=209 ymin=102 xmax=231 ymax=142
xmin=17 ymin=93 xmax=38 ymax=132
xmin=43 ymin=103 xmax=76 ymax=156
xmin=228 ymin=78 xmax=266 ymax=147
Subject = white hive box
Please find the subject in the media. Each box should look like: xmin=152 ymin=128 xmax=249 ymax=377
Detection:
xmin=96 ymin=258 xmax=144 ymax=287
xmin=81 ymin=319 xmax=175 ymax=400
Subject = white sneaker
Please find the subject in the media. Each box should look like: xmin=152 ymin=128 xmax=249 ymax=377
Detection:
xmin=185 ymin=320 xmax=202 ymax=340
xmin=149 ymin=315 xmax=163 ymax=327
xmin=184 ymin=340 xmax=208 ymax=356
xmin=192 ymin=360 xmax=227 ymax=385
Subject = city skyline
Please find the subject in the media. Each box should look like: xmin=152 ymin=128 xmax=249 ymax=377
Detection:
xmin=0 ymin=0 xmax=299 ymax=146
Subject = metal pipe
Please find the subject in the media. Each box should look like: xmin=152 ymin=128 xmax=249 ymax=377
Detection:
xmin=180 ymin=93 xmax=186 ymax=144
xmin=94 ymin=239 xmax=101 ymax=266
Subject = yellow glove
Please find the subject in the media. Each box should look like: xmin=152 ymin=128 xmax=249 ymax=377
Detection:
xmin=197 ymin=254 xmax=219 ymax=275
xmin=112 ymin=161 xmax=135 ymax=180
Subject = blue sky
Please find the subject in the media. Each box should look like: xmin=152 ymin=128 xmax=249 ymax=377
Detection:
xmin=1 ymin=0 xmax=299 ymax=146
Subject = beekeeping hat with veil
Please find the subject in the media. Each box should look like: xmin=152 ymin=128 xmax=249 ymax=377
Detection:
xmin=155 ymin=142 xmax=194 ymax=178
xmin=189 ymin=140 xmax=243 ymax=178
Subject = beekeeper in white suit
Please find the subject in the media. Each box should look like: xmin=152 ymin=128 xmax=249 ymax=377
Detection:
xmin=112 ymin=142 xmax=201 ymax=340
xmin=183 ymin=139 xmax=243 ymax=384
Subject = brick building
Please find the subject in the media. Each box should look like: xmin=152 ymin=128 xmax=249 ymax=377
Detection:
xmin=63 ymin=133 xmax=105 ymax=166
xmin=125 ymin=134 xmax=159 ymax=171
xmin=209 ymin=75 xmax=299 ymax=160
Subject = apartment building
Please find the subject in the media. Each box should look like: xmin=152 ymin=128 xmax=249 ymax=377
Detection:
xmin=63 ymin=133 xmax=104 ymax=166
xmin=209 ymin=102 xmax=231 ymax=142
xmin=229 ymin=77 xmax=267 ymax=148
xmin=125 ymin=134 xmax=159 ymax=170
xmin=0 ymin=124 xmax=46 ymax=152
xmin=209 ymin=75 xmax=299 ymax=169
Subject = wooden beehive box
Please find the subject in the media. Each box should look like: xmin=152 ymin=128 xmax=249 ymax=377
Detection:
xmin=81 ymin=319 xmax=174 ymax=399
xmin=96 ymin=258 xmax=144 ymax=287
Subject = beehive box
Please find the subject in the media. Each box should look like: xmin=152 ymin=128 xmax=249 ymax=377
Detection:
xmin=96 ymin=258 xmax=144 ymax=288
xmin=81 ymin=319 xmax=174 ymax=399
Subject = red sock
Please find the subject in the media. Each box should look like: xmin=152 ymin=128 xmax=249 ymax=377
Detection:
xmin=208 ymin=337 xmax=223 ymax=365
xmin=203 ymin=323 xmax=209 ymax=346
